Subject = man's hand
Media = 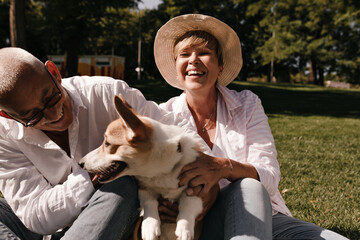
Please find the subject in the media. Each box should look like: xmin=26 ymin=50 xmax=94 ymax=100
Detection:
xmin=195 ymin=183 xmax=219 ymax=221
xmin=158 ymin=196 xmax=178 ymax=223
xmin=158 ymin=183 xmax=219 ymax=223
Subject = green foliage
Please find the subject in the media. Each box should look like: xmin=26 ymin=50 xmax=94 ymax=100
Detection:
xmin=2 ymin=0 xmax=359 ymax=83
xmin=243 ymin=0 xmax=360 ymax=84
xmin=86 ymin=7 xmax=139 ymax=80
xmin=31 ymin=0 xmax=141 ymax=76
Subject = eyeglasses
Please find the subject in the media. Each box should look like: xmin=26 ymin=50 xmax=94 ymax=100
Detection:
xmin=3 ymin=66 xmax=62 ymax=127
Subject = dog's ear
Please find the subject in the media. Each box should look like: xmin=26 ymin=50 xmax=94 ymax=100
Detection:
xmin=113 ymin=95 xmax=148 ymax=141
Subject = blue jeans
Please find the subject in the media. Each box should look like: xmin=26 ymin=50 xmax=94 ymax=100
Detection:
xmin=199 ymin=178 xmax=348 ymax=240
xmin=272 ymin=213 xmax=349 ymax=240
xmin=0 ymin=176 xmax=139 ymax=240
xmin=199 ymin=178 xmax=273 ymax=240
xmin=0 ymin=198 xmax=42 ymax=240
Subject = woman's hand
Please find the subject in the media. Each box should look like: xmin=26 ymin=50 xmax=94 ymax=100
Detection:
xmin=177 ymin=152 xmax=228 ymax=220
xmin=157 ymin=185 xmax=219 ymax=223
xmin=178 ymin=152 xmax=229 ymax=195
xmin=158 ymin=152 xmax=234 ymax=223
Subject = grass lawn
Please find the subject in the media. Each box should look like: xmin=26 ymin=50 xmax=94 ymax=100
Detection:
xmin=132 ymin=79 xmax=360 ymax=239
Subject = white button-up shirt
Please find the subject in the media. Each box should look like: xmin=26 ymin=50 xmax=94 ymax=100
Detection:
xmin=0 ymin=76 xmax=189 ymax=235
xmin=159 ymin=84 xmax=291 ymax=216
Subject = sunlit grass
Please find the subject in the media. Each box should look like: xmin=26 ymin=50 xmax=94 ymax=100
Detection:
xmin=269 ymin=115 xmax=359 ymax=238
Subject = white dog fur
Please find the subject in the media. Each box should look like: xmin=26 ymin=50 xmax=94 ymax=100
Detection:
xmin=80 ymin=95 xmax=203 ymax=240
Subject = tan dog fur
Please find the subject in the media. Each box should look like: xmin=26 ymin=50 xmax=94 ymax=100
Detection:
xmin=80 ymin=95 xmax=203 ymax=240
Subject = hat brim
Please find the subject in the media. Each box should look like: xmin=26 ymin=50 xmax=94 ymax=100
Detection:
xmin=154 ymin=14 xmax=242 ymax=90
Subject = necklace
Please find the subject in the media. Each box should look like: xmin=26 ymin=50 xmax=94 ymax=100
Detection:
xmin=201 ymin=110 xmax=215 ymax=133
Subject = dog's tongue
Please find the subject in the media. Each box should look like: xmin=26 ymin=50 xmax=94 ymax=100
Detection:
xmin=91 ymin=174 xmax=99 ymax=182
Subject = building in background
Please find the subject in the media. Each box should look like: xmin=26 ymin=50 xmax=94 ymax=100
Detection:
xmin=48 ymin=55 xmax=125 ymax=79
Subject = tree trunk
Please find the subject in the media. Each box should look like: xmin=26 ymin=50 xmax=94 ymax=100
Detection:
xmin=65 ymin=47 xmax=79 ymax=77
xmin=317 ymin=67 xmax=324 ymax=86
xmin=64 ymin=35 xmax=80 ymax=77
xmin=308 ymin=58 xmax=317 ymax=84
xmin=269 ymin=59 xmax=274 ymax=83
xmin=9 ymin=0 xmax=26 ymax=48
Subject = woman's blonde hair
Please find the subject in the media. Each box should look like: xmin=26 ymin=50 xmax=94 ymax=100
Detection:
xmin=174 ymin=30 xmax=223 ymax=66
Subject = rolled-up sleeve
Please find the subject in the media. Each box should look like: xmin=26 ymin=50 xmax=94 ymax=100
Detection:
xmin=0 ymin=137 xmax=95 ymax=235
xmin=244 ymin=94 xmax=281 ymax=196
xmin=112 ymin=80 xmax=189 ymax=128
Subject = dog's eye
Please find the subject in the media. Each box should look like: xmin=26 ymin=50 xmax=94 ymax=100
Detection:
xmin=104 ymin=141 xmax=110 ymax=147
xmin=177 ymin=142 xmax=182 ymax=152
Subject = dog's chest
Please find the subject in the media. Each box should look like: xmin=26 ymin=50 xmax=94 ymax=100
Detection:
xmin=137 ymin=175 xmax=185 ymax=200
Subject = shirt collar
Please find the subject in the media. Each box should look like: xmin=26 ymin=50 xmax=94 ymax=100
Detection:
xmin=216 ymin=84 xmax=242 ymax=111
xmin=62 ymin=78 xmax=87 ymax=117
xmin=174 ymin=84 xmax=242 ymax=120
xmin=177 ymin=93 xmax=190 ymax=114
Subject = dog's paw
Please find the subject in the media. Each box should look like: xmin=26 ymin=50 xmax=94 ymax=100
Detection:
xmin=175 ymin=219 xmax=193 ymax=240
xmin=141 ymin=217 xmax=161 ymax=240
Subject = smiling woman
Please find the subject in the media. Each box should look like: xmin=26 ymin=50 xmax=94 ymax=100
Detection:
xmin=174 ymin=31 xmax=223 ymax=97
xmin=153 ymin=13 xmax=349 ymax=240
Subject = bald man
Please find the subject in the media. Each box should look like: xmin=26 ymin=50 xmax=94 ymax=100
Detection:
xmin=0 ymin=47 xmax=188 ymax=239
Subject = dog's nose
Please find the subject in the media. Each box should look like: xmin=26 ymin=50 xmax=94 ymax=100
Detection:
xmin=78 ymin=162 xmax=85 ymax=168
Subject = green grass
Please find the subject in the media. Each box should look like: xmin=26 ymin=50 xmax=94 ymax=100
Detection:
xmin=270 ymin=115 xmax=359 ymax=238
xmin=131 ymin=80 xmax=360 ymax=239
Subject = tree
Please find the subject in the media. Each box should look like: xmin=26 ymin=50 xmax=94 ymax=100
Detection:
xmin=9 ymin=0 xmax=26 ymax=48
xmin=294 ymin=0 xmax=339 ymax=85
xmin=0 ymin=0 xmax=10 ymax=48
xmin=4 ymin=0 xmax=359 ymax=84
xmin=149 ymin=0 xmax=360 ymax=85
xmin=332 ymin=0 xmax=360 ymax=84
xmin=42 ymin=0 xmax=140 ymax=77
xmin=85 ymin=6 xmax=140 ymax=81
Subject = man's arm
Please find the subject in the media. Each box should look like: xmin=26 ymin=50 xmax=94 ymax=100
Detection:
xmin=0 ymin=138 xmax=95 ymax=235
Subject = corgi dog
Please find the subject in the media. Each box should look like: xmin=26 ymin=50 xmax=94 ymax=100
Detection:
xmin=80 ymin=95 xmax=203 ymax=240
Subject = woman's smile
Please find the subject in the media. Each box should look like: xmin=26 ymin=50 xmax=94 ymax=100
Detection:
xmin=176 ymin=45 xmax=222 ymax=90
xmin=186 ymin=70 xmax=206 ymax=76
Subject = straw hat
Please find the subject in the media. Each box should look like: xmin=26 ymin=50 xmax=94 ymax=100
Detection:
xmin=154 ymin=14 xmax=242 ymax=90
